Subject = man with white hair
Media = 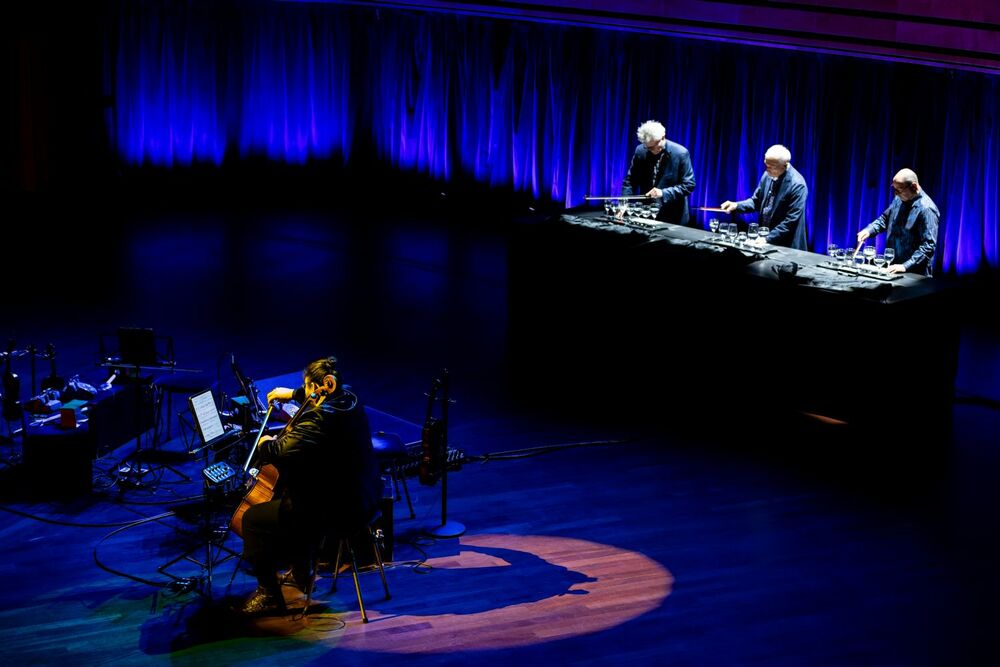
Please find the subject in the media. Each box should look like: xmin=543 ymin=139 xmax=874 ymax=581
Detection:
xmin=721 ymin=144 xmax=809 ymax=250
xmin=856 ymin=168 xmax=939 ymax=276
xmin=622 ymin=120 xmax=696 ymax=225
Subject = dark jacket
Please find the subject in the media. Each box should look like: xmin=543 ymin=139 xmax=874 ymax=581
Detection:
xmin=862 ymin=191 xmax=939 ymax=276
xmin=734 ymin=163 xmax=810 ymax=251
xmin=622 ymin=139 xmax=696 ymax=226
xmin=259 ymin=388 xmax=381 ymax=534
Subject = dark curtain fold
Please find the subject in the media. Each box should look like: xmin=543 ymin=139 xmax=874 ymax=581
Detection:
xmin=109 ymin=1 xmax=1000 ymax=273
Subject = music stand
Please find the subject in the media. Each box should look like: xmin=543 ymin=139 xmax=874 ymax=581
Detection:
xmin=100 ymin=327 xmax=195 ymax=488
xmin=156 ymin=389 xmax=243 ymax=597
xmin=230 ymin=354 xmax=267 ymax=431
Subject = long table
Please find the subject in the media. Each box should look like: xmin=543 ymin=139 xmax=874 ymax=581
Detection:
xmin=509 ymin=210 xmax=958 ymax=437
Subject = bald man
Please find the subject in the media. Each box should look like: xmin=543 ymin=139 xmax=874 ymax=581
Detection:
xmin=721 ymin=144 xmax=809 ymax=250
xmin=857 ymin=169 xmax=939 ymax=276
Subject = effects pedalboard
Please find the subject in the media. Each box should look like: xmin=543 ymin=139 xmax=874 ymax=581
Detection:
xmin=202 ymin=461 xmax=236 ymax=485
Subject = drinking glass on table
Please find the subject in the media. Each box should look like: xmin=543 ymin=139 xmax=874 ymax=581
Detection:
xmin=709 ymin=218 xmax=720 ymax=235
xmin=616 ymin=198 xmax=629 ymax=220
xmin=827 ymin=243 xmax=839 ymax=261
xmin=884 ymin=247 xmax=896 ymax=268
xmin=873 ymin=254 xmax=886 ymax=272
xmin=758 ymin=226 xmax=770 ymax=244
xmin=748 ymin=223 xmax=760 ymax=244
xmin=728 ymin=223 xmax=739 ymax=244
xmin=863 ymin=245 xmax=876 ymax=268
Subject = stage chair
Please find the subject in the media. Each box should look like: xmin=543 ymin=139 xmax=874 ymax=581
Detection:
xmin=303 ymin=509 xmax=391 ymax=623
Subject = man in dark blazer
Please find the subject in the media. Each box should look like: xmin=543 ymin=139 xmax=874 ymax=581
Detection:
xmin=856 ymin=168 xmax=939 ymax=276
xmin=621 ymin=120 xmax=696 ymax=226
xmin=721 ymin=144 xmax=809 ymax=250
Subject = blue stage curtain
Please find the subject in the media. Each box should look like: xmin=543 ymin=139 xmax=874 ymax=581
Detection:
xmin=109 ymin=2 xmax=1000 ymax=273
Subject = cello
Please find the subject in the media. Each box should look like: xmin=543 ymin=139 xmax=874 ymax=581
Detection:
xmin=229 ymin=392 xmax=321 ymax=538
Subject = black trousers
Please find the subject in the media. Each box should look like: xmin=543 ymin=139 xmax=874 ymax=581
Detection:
xmin=241 ymin=500 xmax=318 ymax=592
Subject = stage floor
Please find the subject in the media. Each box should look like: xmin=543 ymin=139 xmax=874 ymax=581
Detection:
xmin=3 ymin=203 xmax=1000 ymax=665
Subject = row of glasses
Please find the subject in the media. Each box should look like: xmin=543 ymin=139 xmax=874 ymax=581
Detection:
xmin=708 ymin=219 xmax=769 ymax=247
xmin=605 ymin=200 xmax=661 ymax=222
xmin=603 ymin=198 xmax=632 ymax=220
xmin=828 ymin=243 xmax=898 ymax=274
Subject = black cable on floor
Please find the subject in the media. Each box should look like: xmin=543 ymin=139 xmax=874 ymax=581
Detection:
xmin=466 ymin=437 xmax=633 ymax=462
xmin=0 ymin=503 xmax=151 ymax=528
xmin=92 ymin=511 xmax=179 ymax=589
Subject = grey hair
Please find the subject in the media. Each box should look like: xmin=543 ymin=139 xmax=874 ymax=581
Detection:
xmin=895 ymin=168 xmax=919 ymax=186
xmin=636 ymin=120 xmax=666 ymax=144
xmin=764 ymin=144 xmax=792 ymax=164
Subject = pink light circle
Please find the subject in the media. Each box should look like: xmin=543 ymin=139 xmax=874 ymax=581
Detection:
xmin=323 ymin=533 xmax=673 ymax=653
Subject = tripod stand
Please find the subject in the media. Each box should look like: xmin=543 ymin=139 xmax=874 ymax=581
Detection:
xmin=155 ymin=433 xmax=246 ymax=597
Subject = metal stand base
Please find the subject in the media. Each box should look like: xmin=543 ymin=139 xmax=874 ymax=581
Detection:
xmin=422 ymin=520 xmax=466 ymax=538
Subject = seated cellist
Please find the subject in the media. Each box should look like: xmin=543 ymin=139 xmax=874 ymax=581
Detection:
xmin=236 ymin=356 xmax=381 ymax=616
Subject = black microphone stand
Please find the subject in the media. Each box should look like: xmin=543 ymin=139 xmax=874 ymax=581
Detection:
xmin=423 ymin=370 xmax=465 ymax=538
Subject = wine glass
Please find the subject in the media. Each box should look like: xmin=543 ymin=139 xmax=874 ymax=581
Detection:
xmin=604 ymin=200 xmax=613 ymax=218
xmin=874 ymin=254 xmax=886 ymax=273
xmin=617 ymin=198 xmax=629 ymax=220
xmin=827 ymin=243 xmax=839 ymax=263
xmin=748 ymin=223 xmax=760 ymax=244
xmin=737 ymin=231 xmax=747 ymax=246
xmin=854 ymin=251 xmax=867 ymax=273
xmin=758 ymin=226 xmax=770 ymax=244
xmin=884 ymin=247 xmax=896 ymax=268
xmin=863 ymin=245 xmax=876 ymax=268
xmin=709 ymin=218 xmax=720 ymax=235
xmin=836 ymin=247 xmax=847 ymax=265
xmin=728 ymin=223 xmax=739 ymax=244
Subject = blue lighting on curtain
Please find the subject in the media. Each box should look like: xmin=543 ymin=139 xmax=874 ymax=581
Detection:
xmin=235 ymin=5 xmax=354 ymax=163
xmin=110 ymin=2 xmax=1000 ymax=274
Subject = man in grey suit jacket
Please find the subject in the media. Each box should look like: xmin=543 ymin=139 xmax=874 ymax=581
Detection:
xmin=857 ymin=169 xmax=939 ymax=276
xmin=721 ymin=144 xmax=809 ymax=251
xmin=621 ymin=120 xmax=696 ymax=226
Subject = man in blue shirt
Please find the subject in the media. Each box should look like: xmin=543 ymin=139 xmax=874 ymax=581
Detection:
xmin=857 ymin=169 xmax=939 ymax=277
xmin=721 ymin=144 xmax=809 ymax=250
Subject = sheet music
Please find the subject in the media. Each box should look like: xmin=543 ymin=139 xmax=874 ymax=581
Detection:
xmin=190 ymin=390 xmax=225 ymax=444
